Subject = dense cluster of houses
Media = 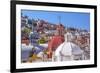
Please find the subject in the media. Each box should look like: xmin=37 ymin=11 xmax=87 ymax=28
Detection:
xmin=21 ymin=16 xmax=90 ymax=63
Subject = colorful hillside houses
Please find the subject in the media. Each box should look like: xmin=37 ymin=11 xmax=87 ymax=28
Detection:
xmin=21 ymin=15 xmax=90 ymax=62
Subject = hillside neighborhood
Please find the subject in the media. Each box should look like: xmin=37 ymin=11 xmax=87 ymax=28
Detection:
xmin=21 ymin=15 xmax=90 ymax=63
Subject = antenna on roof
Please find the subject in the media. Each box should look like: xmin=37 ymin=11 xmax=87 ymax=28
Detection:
xmin=58 ymin=16 xmax=61 ymax=24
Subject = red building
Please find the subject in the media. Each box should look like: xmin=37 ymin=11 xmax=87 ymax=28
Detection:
xmin=47 ymin=24 xmax=65 ymax=58
xmin=47 ymin=35 xmax=64 ymax=58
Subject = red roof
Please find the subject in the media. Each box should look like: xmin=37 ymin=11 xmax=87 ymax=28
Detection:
xmin=48 ymin=35 xmax=64 ymax=51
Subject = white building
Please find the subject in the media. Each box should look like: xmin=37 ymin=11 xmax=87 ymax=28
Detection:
xmin=21 ymin=44 xmax=33 ymax=62
xmin=53 ymin=33 xmax=85 ymax=61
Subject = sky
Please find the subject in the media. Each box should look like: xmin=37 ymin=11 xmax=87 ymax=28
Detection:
xmin=21 ymin=10 xmax=90 ymax=31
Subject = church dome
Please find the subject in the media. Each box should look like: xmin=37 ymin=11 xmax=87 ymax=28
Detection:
xmin=55 ymin=42 xmax=83 ymax=56
xmin=53 ymin=33 xmax=84 ymax=61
